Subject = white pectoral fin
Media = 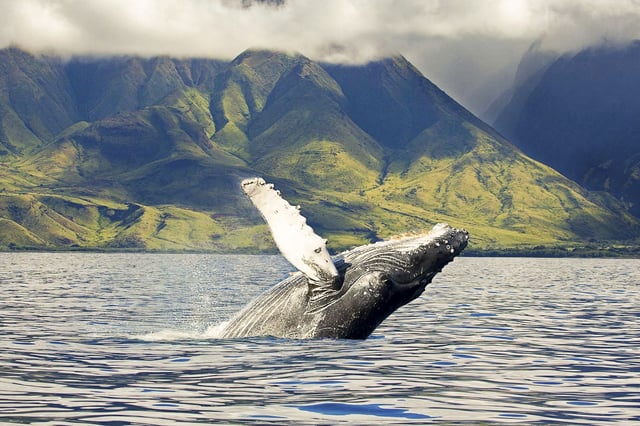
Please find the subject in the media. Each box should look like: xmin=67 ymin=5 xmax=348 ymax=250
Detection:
xmin=242 ymin=178 xmax=339 ymax=282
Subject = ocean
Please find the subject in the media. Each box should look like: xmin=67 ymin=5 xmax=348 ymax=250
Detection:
xmin=1 ymin=254 xmax=639 ymax=424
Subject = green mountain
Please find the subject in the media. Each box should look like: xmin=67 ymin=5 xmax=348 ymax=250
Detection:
xmin=1 ymin=47 xmax=639 ymax=253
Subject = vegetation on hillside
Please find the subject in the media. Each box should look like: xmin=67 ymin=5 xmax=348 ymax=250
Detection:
xmin=1 ymin=47 xmax=639 ymax=254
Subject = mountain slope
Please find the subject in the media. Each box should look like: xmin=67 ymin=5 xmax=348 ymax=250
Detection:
xmin=248 ymin=59 xmax=384 ymax=192
xmin=0 ymin=48 xmax=79 ymax=154
xmin=319 ymin=58 xmax=638 ymax=246
xmin=1 ymin=47 xmax=639 ymax=252
xmin=493 ymin=41 xmax=640 ymax=217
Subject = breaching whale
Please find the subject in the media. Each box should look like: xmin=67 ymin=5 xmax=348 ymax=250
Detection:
xmin=219 ymin=178 xmax=468 ymax=339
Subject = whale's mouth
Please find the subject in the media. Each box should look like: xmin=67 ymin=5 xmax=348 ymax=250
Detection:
xmin=389 ymin=272 xmax=436 ymax=288
xmin=385 ymin=272 xmax=437 ymax=303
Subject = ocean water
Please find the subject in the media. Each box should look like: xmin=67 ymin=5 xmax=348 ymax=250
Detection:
xmin=1 ymin=253 xmax=639 ymax=425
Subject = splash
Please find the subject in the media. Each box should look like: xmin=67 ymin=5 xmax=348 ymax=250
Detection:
xmin=136 ymin=321 xmax=229 ymax=341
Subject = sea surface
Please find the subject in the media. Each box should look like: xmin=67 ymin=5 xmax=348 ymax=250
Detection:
xmin=0 ymin=254 xmax=639 ymax=425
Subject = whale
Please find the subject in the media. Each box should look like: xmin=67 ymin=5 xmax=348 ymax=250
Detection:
xmin=219 ymin=178 xmax=468 ymax=339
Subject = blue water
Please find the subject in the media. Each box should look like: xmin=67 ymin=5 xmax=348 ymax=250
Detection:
xmin=1 ymin=254 xmax=639 ymax=424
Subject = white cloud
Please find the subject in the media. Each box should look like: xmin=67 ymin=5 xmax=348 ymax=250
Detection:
xmin=1 ymin=0 xmax=639 ymax=113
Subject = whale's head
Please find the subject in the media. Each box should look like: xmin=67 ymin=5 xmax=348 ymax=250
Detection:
xmin=313 ymin=223 xmax=468 ymax=338
xmin=375 ymin=223 xmax=468 ymax=296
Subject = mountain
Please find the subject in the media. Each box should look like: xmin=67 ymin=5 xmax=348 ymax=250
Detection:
xmin=493 ymin=41 xmax=640 ymax=217
xmin=1 ymin=47 xmax=639 ymax=252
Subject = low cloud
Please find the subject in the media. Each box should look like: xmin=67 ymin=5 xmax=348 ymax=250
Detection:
xmin=2 ymin=0 xmax=640 ymax=113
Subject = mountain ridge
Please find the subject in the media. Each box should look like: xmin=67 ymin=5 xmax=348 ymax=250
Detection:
xmin=1 ymin=46 xmax=639 ymax=252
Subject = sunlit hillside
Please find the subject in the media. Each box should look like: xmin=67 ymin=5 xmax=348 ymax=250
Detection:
xmin=1 ymin=47 xmax=638 ymax=253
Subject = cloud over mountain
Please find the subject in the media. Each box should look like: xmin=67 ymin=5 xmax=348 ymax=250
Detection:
xmin=2 ymin=0 xmax=640 ymax=113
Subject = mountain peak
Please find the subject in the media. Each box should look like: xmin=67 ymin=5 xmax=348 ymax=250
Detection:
xmin=231 ymin=48 xmax=304 ymax=67
xmin=376 ymin=54 xmax=421 ymax=75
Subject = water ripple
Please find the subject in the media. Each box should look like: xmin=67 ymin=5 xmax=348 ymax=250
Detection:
xmin=0 ymin=255 xmax=639 ymax=424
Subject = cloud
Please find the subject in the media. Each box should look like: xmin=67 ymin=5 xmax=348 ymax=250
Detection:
xmin=1 ymin=0 xmax=640 ymax=113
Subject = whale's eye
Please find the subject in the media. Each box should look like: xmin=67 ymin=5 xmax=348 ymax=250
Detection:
xmin=314 ymin=247 xmax=322 ymax=253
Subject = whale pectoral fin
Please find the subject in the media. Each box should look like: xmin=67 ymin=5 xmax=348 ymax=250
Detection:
xmin=242 ymin=178 xmax=339 ymax=283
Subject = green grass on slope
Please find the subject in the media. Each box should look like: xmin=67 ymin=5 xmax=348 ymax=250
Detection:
xmin=0 ymin=192 xmax=268 ymax=252
xmin=0 ymin=103 xmax=43 ymax=155
xmin=0 ymin=193 xmax=96 ymax=247
xmin=212 ymin=121 xmax=252 ymax=160
xmin=364 ymin=132 xmax=638 ymax=248
xmin=257 ymin=140 xmax=380 ymax=193
xmin=163 ymin=88 xmax=216 ymax=138
xmin=0 ymin=218 xmax=44 ymax=247
xmin=264 ymin=128 xmax=640 ymax=252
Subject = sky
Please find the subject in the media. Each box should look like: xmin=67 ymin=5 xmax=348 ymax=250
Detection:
xmin=2 ymin=0 xmax=640 ymax=116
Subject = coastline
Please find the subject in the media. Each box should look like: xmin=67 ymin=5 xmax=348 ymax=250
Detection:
xmin=3 ymin=244 xmax=639 ymax=258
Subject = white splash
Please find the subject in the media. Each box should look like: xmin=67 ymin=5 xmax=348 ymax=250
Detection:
xmin=136 ymin=321 xmax=230 ymax=342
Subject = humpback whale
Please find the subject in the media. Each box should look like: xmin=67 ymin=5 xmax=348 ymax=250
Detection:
xmin=220 ymin=178 xmax=468 ymax=339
